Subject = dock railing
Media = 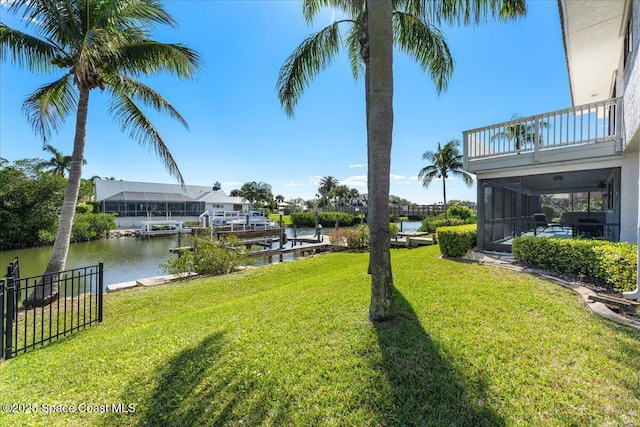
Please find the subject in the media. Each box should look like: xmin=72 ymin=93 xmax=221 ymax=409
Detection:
xmin=463 ymin=97 xmax=623 ymax=166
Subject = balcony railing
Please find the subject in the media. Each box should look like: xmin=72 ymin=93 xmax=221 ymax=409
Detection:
xmin=463 ymin=98 xmax=623 ymax=165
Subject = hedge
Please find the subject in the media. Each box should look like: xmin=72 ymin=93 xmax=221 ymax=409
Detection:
xmin=512 ymin=237 xmax=637 ymax=293
xmin=290 ymin=212 xmax=356 ymax=228
xmin=436 ymin=224 xmax=477 ymax=257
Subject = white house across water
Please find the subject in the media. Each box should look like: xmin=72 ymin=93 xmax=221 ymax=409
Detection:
xmin=95 ymin=180 xmax=249 ymax=228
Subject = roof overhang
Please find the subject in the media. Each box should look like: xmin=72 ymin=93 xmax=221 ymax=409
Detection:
xmin=559 ymin=0 xmax=627 ymax=105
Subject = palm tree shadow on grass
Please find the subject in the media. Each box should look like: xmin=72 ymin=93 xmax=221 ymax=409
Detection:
xmin=373 ymin=291 xmax=504 ymax=426
xmin=102 ymin=331 xmax=290 ymax=426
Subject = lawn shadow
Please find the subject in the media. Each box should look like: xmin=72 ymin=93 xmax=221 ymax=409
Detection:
xmin=373 ymin=291 xmax=504 ymax=426
xmin=102 ymin=331 xmax=290 ymax=426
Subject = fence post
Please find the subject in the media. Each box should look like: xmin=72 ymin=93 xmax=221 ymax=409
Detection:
xmin=98 ymin=263 xmax=104 ymax=323
xmin=5 ymin=273 xmax=15 ymax=360
xmin=0 ymin=278 xmax=4 ymax=360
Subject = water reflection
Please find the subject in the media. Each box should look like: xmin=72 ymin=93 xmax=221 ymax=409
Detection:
xmin=0 ymin=221 xmax=421 ymax=286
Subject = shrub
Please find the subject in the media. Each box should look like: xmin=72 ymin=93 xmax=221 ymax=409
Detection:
xmin=329 ymin=225 xmax=369 ymax=251
xmin=512 ymin=237 xmax=637 ymax=292
xmin=87 ymin=213 xmax=116 ymax=236
xmin=161 ymin=236 xmax=251 ymax=276
xmin=75 ymin=203 xmax=94 ymax=214
xmin=291 ymin=211 xmax=355 ymax=228
xmin=593 ymin=244 xmax=637 ymax=293
xmin=71 ymin=213 xmax=116 ymax=241
xmin=446 ymin=204 xmax=474 ymax=221
xmin=389 ymin=222 xmax=399 ymax=237
xmin=436 ymin=224 xmax=477 ymax=257
xmin=419 ymin=216 xmax=466 ymax=233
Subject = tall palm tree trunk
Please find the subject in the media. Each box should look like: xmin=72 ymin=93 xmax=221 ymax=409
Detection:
xmin=442 ymin=177 xmax=448 ymax=219
xmin=367 ymin=0 xmax=395 ymax=321
xmin=25 ymin=87 xmax=89 ymax=307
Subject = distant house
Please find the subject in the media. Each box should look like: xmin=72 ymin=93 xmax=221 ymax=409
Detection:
xmin=462 ymin=0 xmax=639 ymax=252
xmin=95 ymin=180 xmax=249 ymax=228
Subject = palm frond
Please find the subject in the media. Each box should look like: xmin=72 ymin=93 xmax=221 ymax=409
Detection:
xmin=277 ymin=23 xmax=342 ymax=117
xmin=109 ymin=90 xmax=184 ymax=185
xmin=23 ymin=74 xmax=77 ymax=142
xmin=418 ymin=164 xmax=440 ymax=187
xmin=105 ymin=74 xmax=189 ymax=130
xmin=434 ymin=0 xmax=527 ymax=26
xmin=345 ymin=19 xmax=367 ymax=79
xmin=302 ymin=0 xmax=364 ymax=24
xmin=8 ymin=0 xmax=82 ymax=49
xmin=0 ymin=24 xmax=59 ymax=73
xmin=97 ymin=0 xmax=177 ymax=30
xmin=393 ymin=12 xmax=453 ymax=93
xmin=113 ymin=41 xmax=202 ymax=79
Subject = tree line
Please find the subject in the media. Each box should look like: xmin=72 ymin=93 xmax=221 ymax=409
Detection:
xmin=0 ymin=157 xmax=114 ymax=249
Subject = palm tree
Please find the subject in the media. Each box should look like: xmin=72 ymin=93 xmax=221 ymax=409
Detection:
xmin=279 ymin=0 xmax=525 ymax=321
xmin=332 ymin=184 xmax=350 ymax=206
xmin=418 ymin=139 xmax=473 ymax=219
xmin=318 ymin=176 xmax=339 ymax=206
xmin=1 ymin=0 xmax=201 ymax=306
xmin=347 ymin=188 xmax=360 ymax=204
xmin=42 ymin=144 xmax=82 ymax=176
xmin=239 ymin=181 xmax=273 ymax=208
xmin=491 ymin=114 xmax=550 ymax=153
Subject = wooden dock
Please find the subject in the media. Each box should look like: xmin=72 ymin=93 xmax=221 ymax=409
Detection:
xmin=170 ymin=230 xmax=335 ymax=264
xmin=391 ymin=232 xmax=435 ymax=248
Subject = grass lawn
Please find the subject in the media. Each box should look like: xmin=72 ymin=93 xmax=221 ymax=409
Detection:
xmin=268 ymin=214 xmax=291 ymax=225
xmin=1 ymin=246 xmax=639 ymax=426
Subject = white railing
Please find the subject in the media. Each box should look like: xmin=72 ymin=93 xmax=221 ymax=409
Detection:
xmin=463 ymin=98 xmax=623 ymax=163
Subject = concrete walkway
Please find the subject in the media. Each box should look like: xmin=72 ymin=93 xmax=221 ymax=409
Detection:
xmin=468 ymin=251 xmax=640 ymax=330
xmin=106 ymin=273 xmax=196 ymax=293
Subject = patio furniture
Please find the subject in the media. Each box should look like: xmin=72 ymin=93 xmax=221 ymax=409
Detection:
xmin=533 ymin=213 xmax=563 ymax=232
xmin=574 ymin=218 xmax=603 ymax=238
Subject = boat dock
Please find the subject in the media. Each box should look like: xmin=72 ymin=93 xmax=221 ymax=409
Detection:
xmin=139 ymin=220 xmax=190 ymax=237
xmin=391 ymin=231 xmax=435 ymax=248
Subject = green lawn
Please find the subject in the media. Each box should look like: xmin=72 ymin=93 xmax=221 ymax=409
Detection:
xmin=268 ymin=213 xmax=291 ymax=225
xmin=1 ymin=246 xmax=639 ymax=426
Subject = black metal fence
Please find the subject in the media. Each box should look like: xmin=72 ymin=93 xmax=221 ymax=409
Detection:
xmin=1 ymin=258 xmax=103 ymax=360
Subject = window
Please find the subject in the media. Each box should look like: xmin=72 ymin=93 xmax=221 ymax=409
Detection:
xmin=624 ymin=7 xmax=633 ymax=69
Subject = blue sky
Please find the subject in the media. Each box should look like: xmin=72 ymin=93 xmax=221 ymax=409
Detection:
xmin=0 ymin=0 xmax=571 ymax=204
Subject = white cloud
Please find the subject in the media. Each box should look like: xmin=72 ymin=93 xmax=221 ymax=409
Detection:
xmin=348 ymin=164 xmax=365 ymax=168
xmin=341 ymin=174 xmax=367 ymax=187
xmin=281 ymin=180 xmax=306 ymax=187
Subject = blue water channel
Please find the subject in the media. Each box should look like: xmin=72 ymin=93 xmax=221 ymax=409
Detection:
xmin=0 ymin=222 xmax=421 ymax=286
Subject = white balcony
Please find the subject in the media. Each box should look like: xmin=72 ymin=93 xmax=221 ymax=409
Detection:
xmin=463 ymin=98 xmax=624 ymax=174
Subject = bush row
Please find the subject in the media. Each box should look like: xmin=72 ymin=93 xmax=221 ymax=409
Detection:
xmin=512 ymin=237 xmax=637 ymax=292
xmin=290 ymin=211 xmax=356 ymax=228
xmin=436 ymin=224 xmax=477 ymax=257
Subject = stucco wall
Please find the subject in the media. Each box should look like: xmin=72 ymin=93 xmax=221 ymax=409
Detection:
xmin=623 ymin=1 xmax=640 ymax=148
xmin=620 ymin=152 xmax=639 ymax=243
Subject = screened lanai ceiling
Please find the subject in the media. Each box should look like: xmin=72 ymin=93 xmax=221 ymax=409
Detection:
xmin=520 ymin=169 xmax=615 ymax=195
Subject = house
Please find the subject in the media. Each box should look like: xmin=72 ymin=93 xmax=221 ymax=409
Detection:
xmin=463 ymin=0 xmax=638 ymax=254
xmin=95 ymin=179 xmax=249 ymax=228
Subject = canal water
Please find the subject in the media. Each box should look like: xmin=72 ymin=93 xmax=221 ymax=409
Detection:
xmin=0 ymin=221 xmax=421 ymax=286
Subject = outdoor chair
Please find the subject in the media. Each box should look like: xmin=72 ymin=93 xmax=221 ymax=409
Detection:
xmin=533 ymin=213 xmax=563 ymax=232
